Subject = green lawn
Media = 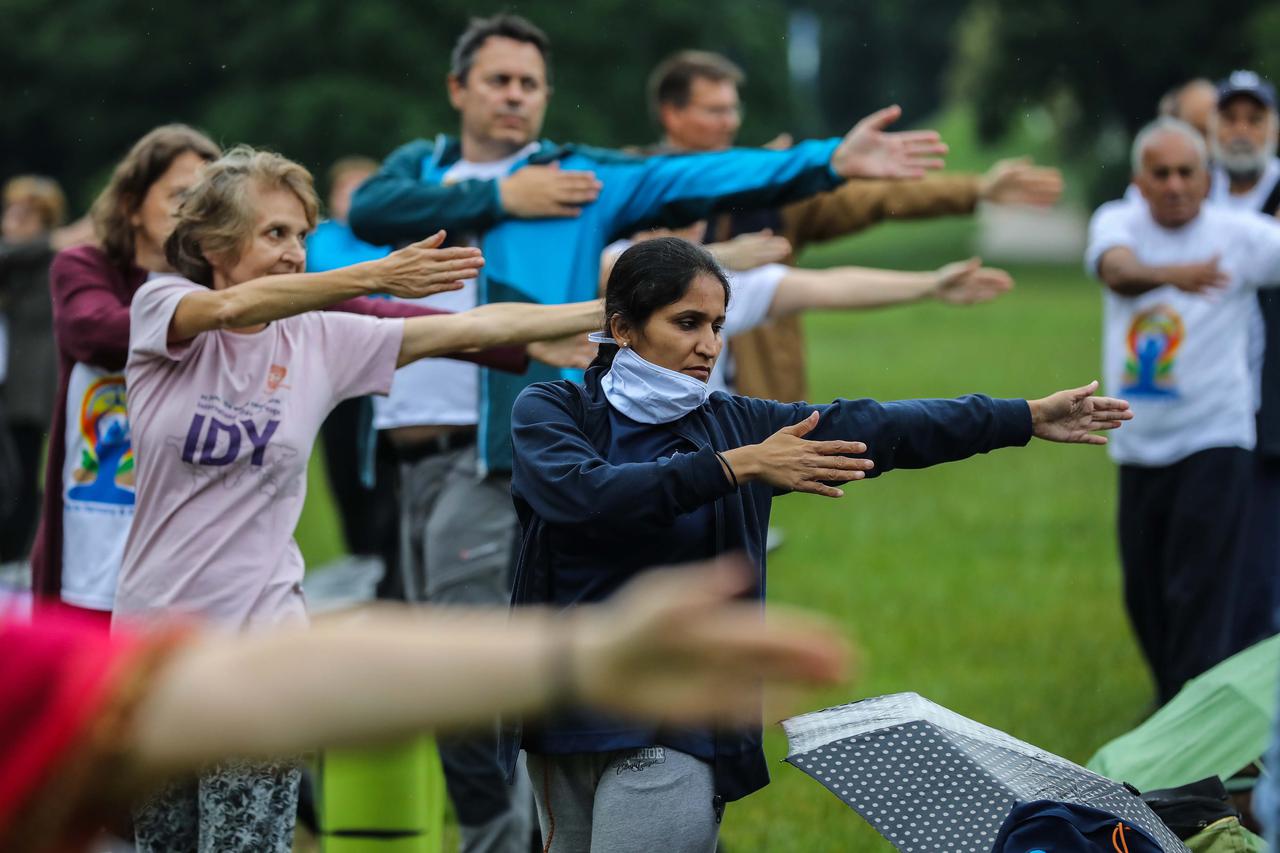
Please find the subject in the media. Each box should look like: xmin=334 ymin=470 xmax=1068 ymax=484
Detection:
xmin=294 ymin=223 xmax=1152 ymax=851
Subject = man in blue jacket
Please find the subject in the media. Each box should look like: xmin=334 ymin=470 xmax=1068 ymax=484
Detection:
xmin=348 ymin=14 xmax=946 ymax=852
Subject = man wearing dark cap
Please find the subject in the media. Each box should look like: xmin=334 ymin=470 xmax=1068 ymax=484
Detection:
xmin=1209 ymin=71 xmax=1280 ymax=658
xmin=1210 ymin=70 xmax=1280 ymax=209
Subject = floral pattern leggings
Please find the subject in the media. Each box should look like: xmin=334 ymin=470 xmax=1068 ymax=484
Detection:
xmin=133 ymin=758 xmax=301 ymax=853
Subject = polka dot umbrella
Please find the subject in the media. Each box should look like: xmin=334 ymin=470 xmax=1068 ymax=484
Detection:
xmin=782 ymin=693 xmax=1189 ymax=853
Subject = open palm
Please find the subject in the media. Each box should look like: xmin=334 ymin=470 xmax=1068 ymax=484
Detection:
xmin=830 ymin=105 xmax=948 ymax=180
xmin=1030 ymin=381 xmax=1132 ymax=444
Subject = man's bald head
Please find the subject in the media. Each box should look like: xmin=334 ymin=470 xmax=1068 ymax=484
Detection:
xmin=1171 ymin=79 xmax=1217 ymax=141
xmin=1132 ymin=118 xmax=1210 ymax=228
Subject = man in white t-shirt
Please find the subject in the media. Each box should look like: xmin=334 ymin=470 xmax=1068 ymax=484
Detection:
xmin=1086 ymin=117 xmax=1280 ymax=703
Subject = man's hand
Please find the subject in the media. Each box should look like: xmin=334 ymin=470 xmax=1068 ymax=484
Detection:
xmin=499 ymin=163 xmax=602 ymax=218
xmin=1163 ymin=255 xmax=1230 ymax=293
xmin=528 ymin=333 xmax=597 ymax=369
xmin=978 ymin=158 xmax=1063 ymax=206
xmin=707 ymin=230 xmax=792 ymax=271
xmin=932 ymin=257 xmax=1014 ymax=305
xmin=50 ymin=215 xmax=95 ymax=250
xmin=830 ymin=105 xmax=947 ymax=180
xmin=762 ymin=132 xmax=794 ymax=151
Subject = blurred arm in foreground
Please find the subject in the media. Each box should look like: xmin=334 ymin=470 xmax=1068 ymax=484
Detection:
xmin=0 ymin=558 xmax=847 ymax=848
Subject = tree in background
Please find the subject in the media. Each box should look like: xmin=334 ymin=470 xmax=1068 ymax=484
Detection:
xmin=954 ymin=0 xmax=1277 ymax=200
xmin=0 ymin=0 xmax=792 ymax=208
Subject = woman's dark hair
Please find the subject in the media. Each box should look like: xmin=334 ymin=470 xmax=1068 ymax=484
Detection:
xmin=592 ymin=236 xmax=730 ymax=369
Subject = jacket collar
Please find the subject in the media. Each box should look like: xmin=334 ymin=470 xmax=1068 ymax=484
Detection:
xmin=429 ymin=134 xmax=565 ymax=169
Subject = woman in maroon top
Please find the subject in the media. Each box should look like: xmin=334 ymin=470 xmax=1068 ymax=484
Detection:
xmin=30 ymin=125 xmax=531 ymax=621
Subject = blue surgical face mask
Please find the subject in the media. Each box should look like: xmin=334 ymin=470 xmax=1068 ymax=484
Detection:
xmin=597 ymin=340 xmax=710 ymax=424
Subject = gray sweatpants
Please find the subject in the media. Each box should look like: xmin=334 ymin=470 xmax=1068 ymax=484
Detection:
xmin=397 ymin=444 xmax=533 ymax=853
xmin=527 ymin=748 xmax=719 ymax=853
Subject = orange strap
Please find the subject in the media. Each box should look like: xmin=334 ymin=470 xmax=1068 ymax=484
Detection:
xmin=1112 ymin=822 xmax=1132 ymax=853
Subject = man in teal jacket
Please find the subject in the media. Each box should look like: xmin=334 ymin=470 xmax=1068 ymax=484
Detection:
xmin=350 ymin=16 xmax=946 ymax=473
xmin=348 ymin=14 xmax=946 ymax=853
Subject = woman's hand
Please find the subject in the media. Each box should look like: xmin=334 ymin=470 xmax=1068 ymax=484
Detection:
xmin=1028 ymin=380 xmax=1133 ymax=444
xmin=365 ymin=230 xmax=485 ymax=299
xmin=722 ymin=411 xmax=873 ymax=497
xmin=571 ymin=556 xmax=851 ymax=724
xmin=932 ymin=257 xmax=1014 ymax=305
xmin=707 ymin=229 xmax=792 ymax=271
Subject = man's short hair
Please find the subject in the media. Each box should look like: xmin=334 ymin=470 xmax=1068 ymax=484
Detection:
xmin=1131 ymin=117 xmax=1208 ymax=174
xmin=647 ymin=50 xmax=746 ymax=119
xmin=450 ymin=13 xmax=552 ymax=83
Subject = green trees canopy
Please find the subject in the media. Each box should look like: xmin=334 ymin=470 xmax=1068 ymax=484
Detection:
xmin=1 ymin=0 xmax=795 ymax=208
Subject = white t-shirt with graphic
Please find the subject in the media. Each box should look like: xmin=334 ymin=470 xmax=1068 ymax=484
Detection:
xmin=1086 ymin=201 xmax=1280 ymax=466
xmin=712 ymin=262 xmax=788 ymax=393
xmin=373 ymin=142 xmax=540 ymax=431
xmin=59 ymin=272 xmax=171 ymax=610
xmin=116 ymin=277 xmax=403 ymax=629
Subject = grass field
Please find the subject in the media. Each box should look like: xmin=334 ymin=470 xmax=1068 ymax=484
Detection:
xmin=294 ymin=217 xmax=1154 ymax=851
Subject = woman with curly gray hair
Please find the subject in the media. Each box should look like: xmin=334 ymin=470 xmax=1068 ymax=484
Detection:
xmin=117 ymin=146 xmax=601 ymax=851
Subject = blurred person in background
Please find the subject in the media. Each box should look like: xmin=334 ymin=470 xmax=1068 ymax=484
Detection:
xmin=0 ymin=176 xmax=90 ymax=566
xmin=1207 ymin=71 xmax=1280 ymax=663
xmin=1210 ymin=71 xmax=1280 ymax=207
xmin=116 ymin=146 xmax=603 ymax=851
xmin=1087 ymin=118 xmax=1280 ymax=704
xmin=30 ymin=126 xmax=221 ymax=628
xmin=1104 ymin=74 xmax=1280 ymax=670
xmin=309 ymin=156 xmax=581 ymax=602
xmin=601 ymin=225 xmax=1014 ymax=394
xmin=507 ymin=236 xmax=1128 ymax=852
xmin=0 ymin=558 xmax=849 ymax=853
xmin=645 ymin=49 xmax=1063 ymax=403
xmin=1158 ymin=77 xmax=1218 ymax=140
xmin=307 ymin=156 xmax=400 ymax=592
xmin=349 ymin=14 xmax=949 ymax=849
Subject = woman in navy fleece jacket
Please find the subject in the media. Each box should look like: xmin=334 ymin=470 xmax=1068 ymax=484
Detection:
xmin=507 ymin=237 xmax=1131 ymax=852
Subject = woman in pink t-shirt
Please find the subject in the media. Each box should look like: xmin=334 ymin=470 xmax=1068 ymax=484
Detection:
xmin=33 ymin=125 xmax=530 ymax=627
xmin=118 ymin=146 xmax=601 ymax=852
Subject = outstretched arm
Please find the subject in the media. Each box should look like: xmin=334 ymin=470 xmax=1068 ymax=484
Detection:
xmin=167 ymin=231 xmax=482 ymax=344
xmin=604 ymin=106 xmax=947 ymax=236
xmin=124 ymin=558 xmax=848 ymax=778
xmin=397 ymin=300 xmax=602 ymax=366
xmin=767 ymin=258 xmax=1012 ymax=317
xmin=1025 ymin=381 xmax=1132 ymax=445
xmin=1096 ymin=247 xmax=1227 ymax=297
xmin=721 ymin=383 xmax=1129 ymax=498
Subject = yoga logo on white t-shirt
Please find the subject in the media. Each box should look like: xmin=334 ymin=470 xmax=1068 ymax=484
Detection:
xmin=1121 ymin=305 xmax=1184 ymax=398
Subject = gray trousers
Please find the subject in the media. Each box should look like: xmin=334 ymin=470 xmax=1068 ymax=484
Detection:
xmin=527 ymin=748 xmax=719 ymax=853
xmin=398 ymin=444 xmax=533 ymax=853
xmin=133 ymin=759 xmax=300 ymax=853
